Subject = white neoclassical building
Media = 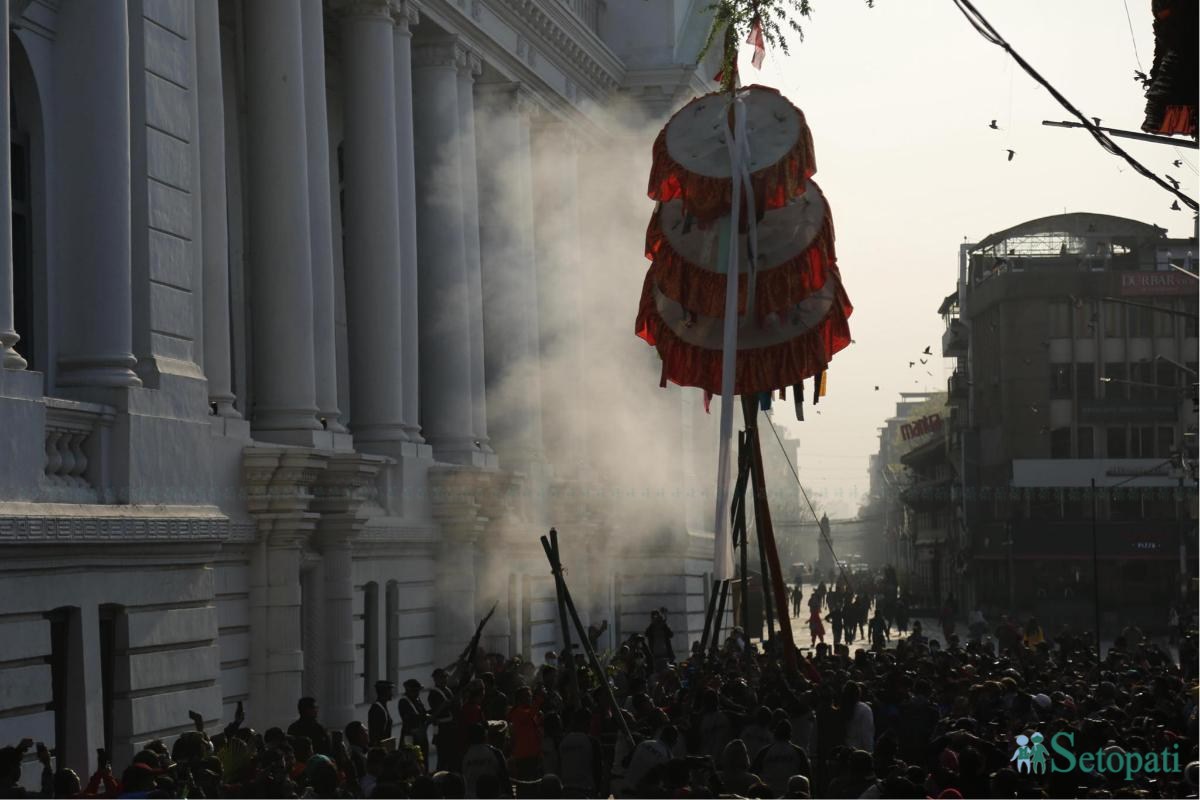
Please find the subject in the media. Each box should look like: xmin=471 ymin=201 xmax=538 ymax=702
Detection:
xmin=0 ymin=0 xmax=728 ymax=781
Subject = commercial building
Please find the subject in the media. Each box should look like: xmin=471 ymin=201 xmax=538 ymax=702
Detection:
xmin=941 ymin=212 xmax=1197 ymax=629
xmin=0 ymin=0 xmax=725 ymax=781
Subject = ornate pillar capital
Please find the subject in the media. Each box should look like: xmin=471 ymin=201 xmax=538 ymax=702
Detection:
xmin=333 ymin=0 xmax=393 ymax=20
xmin=476 ymin=81 xmax=543 ymax=120
xmin=457 ymin=46 xmax=483 ymax=79
xmin=412 ymin=38 xmax=462 ymax=70
xmin=390 ymin=0 xmax=419 ymax=31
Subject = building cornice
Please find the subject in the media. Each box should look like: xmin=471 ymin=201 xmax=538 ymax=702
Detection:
xmin=413 ymin=0 xmax=621 ymax=131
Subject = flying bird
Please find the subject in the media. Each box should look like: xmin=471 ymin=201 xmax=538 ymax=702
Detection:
xmin=908 ymin=361 xmax=915 ymax=368
xmin=988 ymin=120 xmax=999 ymax=130
xmin=1166 ymin=175 xmax=1180 ymax=189
xmin=1134 ymin=70 xmax=1149 ymax=85
xmin=874 ymin=385 xmax=879 ymax=391
xmin=1006 ymin=149 xmax=1015 ymax=162
xmin=926 ymin=371 xmax=933 ymax=377
xmin=922 ymin=346 xmax=932 ymax=355
xmin=1173 ymin=159 xmax=1184 ymax=167
xmin=1091 ymin=117 xmax=1101 ymax=127
xmin=1171 ymin=200 xmax=1181 ymax=211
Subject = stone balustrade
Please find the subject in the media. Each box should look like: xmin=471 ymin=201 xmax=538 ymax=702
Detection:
xmin=42 ymin=398 xmax=114 ymax=501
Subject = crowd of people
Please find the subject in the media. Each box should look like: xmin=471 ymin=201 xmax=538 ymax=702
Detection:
xmin=2 ymin=577 xmax=1197 ymax=799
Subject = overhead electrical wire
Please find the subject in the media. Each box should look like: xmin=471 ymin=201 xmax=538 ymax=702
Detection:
xmin=1120 ymin=0 xmax=1144 ymax=73
xmin=951 ymin=0 xmax=1198 ymax=211
xmin=764 ymin=411 xmax=854 ymax=588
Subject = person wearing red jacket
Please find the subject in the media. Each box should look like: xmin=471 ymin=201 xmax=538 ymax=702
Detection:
xmin=506 ymin=686 xmax=544 ymax=780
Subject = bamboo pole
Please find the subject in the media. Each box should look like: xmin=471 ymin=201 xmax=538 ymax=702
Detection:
xmin=741 ymin=396 xmax=796 ymax=669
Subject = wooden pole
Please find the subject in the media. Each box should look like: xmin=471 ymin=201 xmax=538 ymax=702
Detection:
xmin=742 ymin=396 xmax=796 ymax=669
xmin=757 ymin=507 xmax=777 ymax=644
xmin=699 ymin=578 xmax=720 ymax=655
xmin=539 ymin=532 xmax=635 ymax=748
xmin=548 ymin=529 xmax=580 ymax=700
xmin=710 ymin=579 xmax=730 ymax=658
xmin=735 ymin=432 xmax=751 ymax=650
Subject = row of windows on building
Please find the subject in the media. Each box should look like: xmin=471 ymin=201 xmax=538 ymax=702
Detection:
xmin=1049 ymin=361 xmax=1198 ymax=402
xmin=1047 ymin=298 xmax=1198 ymax=339
xmin=1047 ymin=424 xmax=1180 ymax=459
xmin=999 ymin=485 xmax=1188 ymax=522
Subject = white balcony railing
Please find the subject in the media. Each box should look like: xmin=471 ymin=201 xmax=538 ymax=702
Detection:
xmin=43 ymin=397 xmax=115 ymax=502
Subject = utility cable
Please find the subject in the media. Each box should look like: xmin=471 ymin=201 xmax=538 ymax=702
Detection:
xmin=763 ymin=411 xmax=854 ymax=589
xmin=951 ymin=0 xmax=1198 ymax=211
xmin=1120 ymin=0 xmax=1144 ymax=73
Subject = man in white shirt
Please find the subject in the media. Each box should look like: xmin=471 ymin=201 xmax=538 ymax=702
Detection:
xmin=752 ymin=720 xmax=811 ymax=797
xmin=624 ymin=725 xmax=677 ymax=796
xmin=460 ymin=722 xmax=510 ymax=798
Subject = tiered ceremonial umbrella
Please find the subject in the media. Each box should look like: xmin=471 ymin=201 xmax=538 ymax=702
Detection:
xmin=633 ymin=85 xmax=854 ymax=645
xmin=636 ymin=85 xmax=852 ymax=397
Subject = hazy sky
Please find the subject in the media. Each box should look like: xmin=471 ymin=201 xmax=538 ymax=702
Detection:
xmin=736 ymin=0 xmax=1197 ymax=518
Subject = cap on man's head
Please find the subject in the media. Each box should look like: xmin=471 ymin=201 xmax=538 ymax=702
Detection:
xmin=403 ymin=678 xmax=423 ymax=691
xmin=298 ymin=696 xmax=318 ymax=711
xmin=432 ymin=668 xmax=447 ymax=679
xmin=375 ymin=680 xmax=394 ymax=691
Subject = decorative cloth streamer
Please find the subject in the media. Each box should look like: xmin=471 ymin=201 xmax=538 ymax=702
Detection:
xmin=710 ymin=95 xmax=748 ymax=583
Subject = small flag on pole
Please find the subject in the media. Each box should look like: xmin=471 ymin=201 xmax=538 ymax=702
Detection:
xmin=746 ymin=16 xmax=766 ymax=69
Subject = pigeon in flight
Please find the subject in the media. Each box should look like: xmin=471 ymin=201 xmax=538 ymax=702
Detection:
xmin=1166 ymin=174 xmax=1180 ymax=189
xmin=874 ymin=385 xmax=879 ymax=391
xmin=922 ymin=346 xmax=932 ymax=355
xmin=1173 ymin=159 xmax=1184 ymax=167
xmin=908 ymin=361 xmax=915 ymax=368
xmin=1092 ymin=117 xmax=1101 ymax=127
xmin=1171 ymin=200 xmax=1181 ymax=211
xmin=920 ymin=358 xmax=928 ymax=365
xmin=926 ymin=371 xmax=933 ymax=376
xmin=989 ymin=120 xmax=999 ymax=130
xmin=1006 ymin=149 xmax=1016 ymax=162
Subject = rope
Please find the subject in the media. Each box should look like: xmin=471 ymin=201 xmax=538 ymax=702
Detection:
xmin=1120 ymin=0 xmax=1143 ymax=73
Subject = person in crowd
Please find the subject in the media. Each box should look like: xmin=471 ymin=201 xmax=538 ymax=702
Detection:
xmin=5 ymin=607 xmax=1197 ymax=800
xmin=717 ymin=739 xmax=763 ymax=796
xmin=644 ymin=609 xmax=675 ymax=671
xmin=1024 ymin=616 xmax=1045 ymax=647
xmin=427 ymin=668 xmax=459 ymax=773
xmin=751 ymin=720 xmax=810 ymax=797
xmin=286 ymin=697 xmax=331 ymax=757
xmin=397 ymin=678 xmax=430 ymax=764
xmin=368 ymin=679 xmax=395 ymax=746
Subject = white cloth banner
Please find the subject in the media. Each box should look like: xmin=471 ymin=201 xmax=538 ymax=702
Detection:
xmin=710 ymin=95 xmax=750 ymax=582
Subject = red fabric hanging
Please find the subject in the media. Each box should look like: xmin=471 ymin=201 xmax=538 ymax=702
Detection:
xmin=643 ymin=203 xmax=838 ymax=320
xmin=634 ymin=271 xmax=854 ymax=396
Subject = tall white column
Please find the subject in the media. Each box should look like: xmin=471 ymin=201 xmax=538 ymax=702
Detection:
xmin=317 ymin=532 xmax=356 ymax=728
xmin=302 ymin=0 xmax=346 ymax=434
xmin=532 ymin=122 xmax=586 ymax=473
xmin=457 ymin=51 xmax=493 ymax=459
xmin=476 ymin=84 xmax=545 ymax=466
xmin=339 ymin=0 xmax=409 ymax=450
xmin=195 ymin=0 xmax=237 ymax=415
xmin=55 ymin=1 xmax=139 ymax=388
xmin=412 ymin=40 xmax=481 ymax=465
xmin=0 ymin=0 xmax=24 ymax=371
xmin=392 ymin=1 xmax=423 ymax=443
xmin=243 ymin=0 xmax=321 ymax=439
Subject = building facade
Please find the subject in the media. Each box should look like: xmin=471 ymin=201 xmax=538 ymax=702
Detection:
xmin=942 ymin=212 xmax=1197 ymax=629
xmin=0 ymin=0 xmax=728 ymax=782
